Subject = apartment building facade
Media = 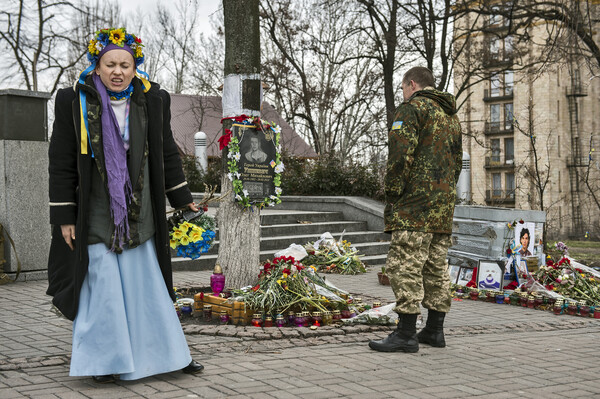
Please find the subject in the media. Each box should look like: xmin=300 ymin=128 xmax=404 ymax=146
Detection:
xmin=453 ymin=2 xmax=600 ymax=239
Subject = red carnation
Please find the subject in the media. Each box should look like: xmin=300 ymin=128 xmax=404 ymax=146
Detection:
xmin=135 ymin=37 xmax=142 ymax=43
xmin=218 ymin=129 xmax=232 ymax=150
xmin=252 ymin=284 xmax=260 ymax=292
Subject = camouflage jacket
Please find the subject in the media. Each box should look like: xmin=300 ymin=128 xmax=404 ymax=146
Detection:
xmin=384 ymin=89 xmax=462 ymax=234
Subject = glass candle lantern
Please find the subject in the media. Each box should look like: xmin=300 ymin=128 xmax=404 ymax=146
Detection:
xmin=567 ymin=301 xmax=578 ymax=316
xmin=219 ymin=310 xmax=229 ymax=325
xmin=332 ymin=310 xmax=342 ymax=321
xmin=287 ymin=311 xmax=295 ymax=326
xmin=578 ymin=301 xmax=590 ymax=317
xmin=210 ymin=264 xmax=226 ymax=296
xmin=553 ymin=299 xmax=564 ymax=315
xmin=594 ymin=307 xmax=600 ymax=319
xmin=495 ymin=293 xmax=505 ymax=304
xmin=373 ymin=301 xmax=381 ymax=308
xmin=520 ymin=294 xmax=528 ymax=307
xmin=203 ymin=304 xmax=212 ymax=321
xmin=469 ymin=290 xmax=479 ymax=300
xmin=275 ymin=314 xmax=286 ymax=327
xmin=264 ymin=316 xmax=274 ymax=328
xmin=534 ymin=294 xmax=543 ymax=309
xmin=323 ymin=310 xmax=333 ymax=325
xmin=527 ymin=296 xmax=535 ymax=309
xmin=174 ymin=303 xmax=182 ymax=318
xmin=181 ymin=302 xmax=193 ymax=316
xmin=341 ymin=309 xmax=351 ymax=319
xmin=312 ymin=311 xmax=322 ymax=326
xmin=251 ymin=313 xmax=262 ymax=327
xmin=503 ymin=295 xmax=511 ymax=304
xmin=301 ymin=311 xmax=311 ymax=327
xmin=294 ymin=313 xmax=305 ymax=327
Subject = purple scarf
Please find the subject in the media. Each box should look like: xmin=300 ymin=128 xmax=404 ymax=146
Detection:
xmin=92 ymin=74 xmax=133 ymax=250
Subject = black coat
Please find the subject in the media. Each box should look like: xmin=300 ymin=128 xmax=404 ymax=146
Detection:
xmin=47 ymin=77 xmax=192 ymax=321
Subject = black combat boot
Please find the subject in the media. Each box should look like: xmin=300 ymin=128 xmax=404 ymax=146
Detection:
xmin=417 ymin=309 xmax=446 ymax=347
xmin=368 ymin=313 xmax=419 ymax=353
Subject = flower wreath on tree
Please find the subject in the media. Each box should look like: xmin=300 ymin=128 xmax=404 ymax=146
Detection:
xmin=219 ymin=115 xmax=284 ymax=209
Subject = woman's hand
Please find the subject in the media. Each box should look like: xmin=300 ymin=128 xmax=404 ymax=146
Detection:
xmin=61 ymin=224 xmax=76 ymax=251
xmin=187 ymin=202 xmax=199 ymax=212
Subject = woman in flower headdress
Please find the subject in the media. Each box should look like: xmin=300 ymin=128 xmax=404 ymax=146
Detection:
xmin=47 ymin=28 xmax=204 ymax=382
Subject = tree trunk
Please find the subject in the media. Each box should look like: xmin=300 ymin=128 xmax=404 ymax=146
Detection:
xmin=217 ymin=0 xmax=261 ymax=289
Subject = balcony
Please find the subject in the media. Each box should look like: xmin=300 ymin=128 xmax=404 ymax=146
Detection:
xmin=565 ymin=84 xmax=587 ymax=97
xmin=484 ymin=121 xmax=514 ymax=135
xmin=484 ymin=156 xmax=515 ymax=169
xmin=485 ymin=189 xmax=515 ymax=205
xmin=483 ymin=88 xmax=513 ymax=102
xmin=482 ymin=51 xmax=514 ymax=68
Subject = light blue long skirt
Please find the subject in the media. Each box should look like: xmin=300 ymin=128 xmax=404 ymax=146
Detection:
xmin=69 ymin=238 xmax=192 ymax=380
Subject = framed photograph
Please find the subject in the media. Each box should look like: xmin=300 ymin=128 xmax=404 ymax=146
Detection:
xmin=514 ymin=222 xmax=535 ymax=257
xmin=477 ymin=260 xmax=504 ymax=290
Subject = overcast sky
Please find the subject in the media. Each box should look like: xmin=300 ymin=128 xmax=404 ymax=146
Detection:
xmin=120 ymin=0 xmax=221 ymax=34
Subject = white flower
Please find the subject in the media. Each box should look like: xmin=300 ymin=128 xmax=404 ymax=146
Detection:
xmin=235 ymin=172 xmax=241 ymax=179
xmin=277 ymin=145 xmax=282 ymax=153
xmin=235 ymin=194 xmax=242 ymax=201
xmin=242 ymin=189 xmax=249 ymax=197
xmin=269 ymin=195 xmax=278 ymax=201
xmin=227 ymin=173 xmax=233 ymax=181
xmin=275 ymin=187 xmax=282 ymax=195
xmin=95 ymin=42 xmax=104 ymax=52
xmin=274 ymin=163 xmax=285 ymax=174
xmin=233 ymin=152 xmax=241 ymax=161
xmin=227 ymin=151 xmax=234 ymax=159
xmin=268 ymin=201 xmax=275 ymax=207
xmin=273 ymin=125 xmax=281 ymax=134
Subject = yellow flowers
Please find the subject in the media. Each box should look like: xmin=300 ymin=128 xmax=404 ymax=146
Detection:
xmin=170 ymin=222 xmax=205 ymax=246
xmin=134 ymin=46 xmax=143 ymax=58
xmin=109 ymin=28 xmax=126 ymax=46
xmin=88 ymin=39 xmax=99 ymax=55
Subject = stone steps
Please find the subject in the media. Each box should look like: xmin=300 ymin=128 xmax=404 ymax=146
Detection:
xmin=171 ymin=209 xmax=390 ymax=271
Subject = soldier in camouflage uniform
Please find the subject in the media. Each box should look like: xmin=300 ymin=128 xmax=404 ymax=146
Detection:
xmin=369 ymin=67 xmax=462 ymax=353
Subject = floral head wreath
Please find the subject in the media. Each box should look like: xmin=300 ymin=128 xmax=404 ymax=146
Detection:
xmin=87 ymin=27 xmax=144 ymax=66
xmin=77 ymin=27 xmax=150 ymax=158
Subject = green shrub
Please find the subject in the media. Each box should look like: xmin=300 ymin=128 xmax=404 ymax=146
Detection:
xmin=182 ymin=153 xmax=384 ymax=201
xmin=181 ymin=155 xmax=222 ymax=192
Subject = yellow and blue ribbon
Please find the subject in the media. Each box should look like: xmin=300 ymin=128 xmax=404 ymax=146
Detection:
xmin=78 ymin=65 xmax=96 ymax=157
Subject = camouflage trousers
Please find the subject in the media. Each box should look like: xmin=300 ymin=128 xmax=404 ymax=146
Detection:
xmin=385 ymin=230 xmax=452 ymax=314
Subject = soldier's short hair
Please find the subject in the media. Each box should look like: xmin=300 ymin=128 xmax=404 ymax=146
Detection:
xmin=403 ymin=67 xmax=435 ymax=88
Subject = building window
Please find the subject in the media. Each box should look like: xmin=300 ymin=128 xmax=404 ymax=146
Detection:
xmin=504 ymin=138 xmax=514 ymax=163
xmin=506 ymin=173 xmax=515 ymax=197
xmin=504 ymin=103 xmax=514 ymax=130
xmin=490 ymin=73 xmax=501 ymax=97
xmin=504 ymin=70 xmax=513 ymax=95
xmin=490 ymin=37 xmax=500 ymax=60
xmin=493 ymin=173 xmax=502 ymax=197
xmin=504 ymin=35 xmax=513 ymax=56
xmin=491 ymin=139 xmax=501 ymax=162
xmin=558 ymin=135 xmax=561 ymax=157
xmin=490 ymin=104 xmax=501 ymax=125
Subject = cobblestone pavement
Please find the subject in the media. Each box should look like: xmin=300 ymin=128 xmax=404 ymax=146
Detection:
xmin=1 ymin=268 xmax=600 ymax=398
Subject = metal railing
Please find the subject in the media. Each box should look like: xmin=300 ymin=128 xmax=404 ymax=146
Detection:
xmin=485 ymin=189 xmax=515 ymax=202
xmin=484 ymin=121 xmax=514 ymax=134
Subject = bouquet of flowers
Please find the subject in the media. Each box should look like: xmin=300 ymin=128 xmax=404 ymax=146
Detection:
xmin=168 ymin=208 xmax=216 ymax=260
xmin=302 ymin=237 xmax=366 ymax=275
xmin=535 ymin=256 xmax=600 ymax=304
xmin=232 ymin=256 xmax=349 ymax=316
